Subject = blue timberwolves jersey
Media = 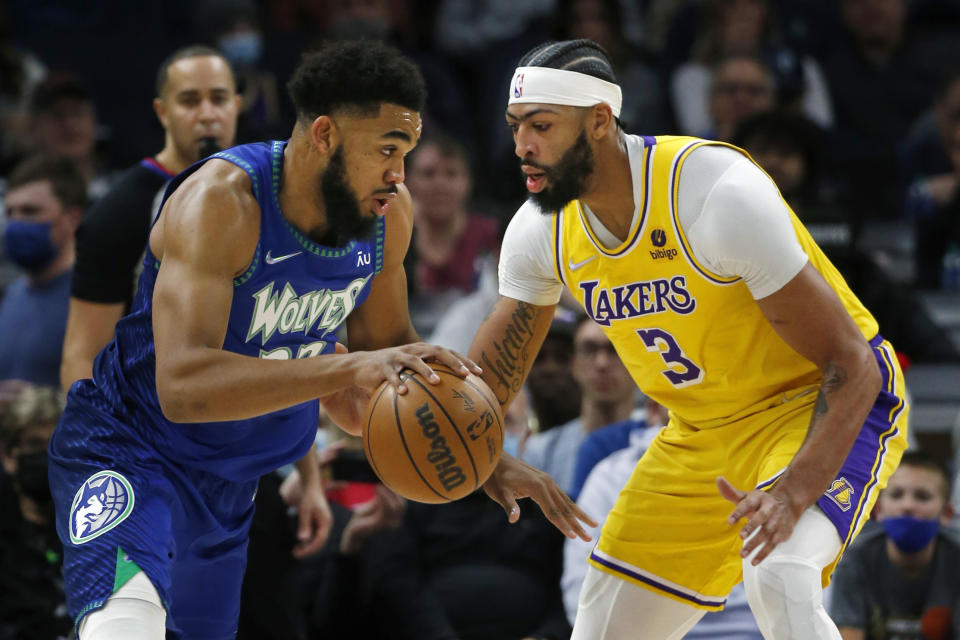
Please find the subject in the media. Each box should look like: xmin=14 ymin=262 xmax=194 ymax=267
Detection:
xmin=91 ymin=141 xmax=384 ymax=481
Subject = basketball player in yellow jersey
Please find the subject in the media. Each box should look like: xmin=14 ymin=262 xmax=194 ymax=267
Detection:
xmin=471 ymin=39 xmax=909 ymax=639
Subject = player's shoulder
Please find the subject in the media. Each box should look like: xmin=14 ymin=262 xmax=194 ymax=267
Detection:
xmin=504 ymin=198 xmax=555 ymax=242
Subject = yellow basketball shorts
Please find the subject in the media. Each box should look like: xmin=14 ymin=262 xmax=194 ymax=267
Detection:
xmin=587 ymin=337 xmax=908 ymax=610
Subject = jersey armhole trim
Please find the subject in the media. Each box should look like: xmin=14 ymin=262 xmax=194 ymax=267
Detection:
xmin=553 ymin=207 xmax=567 ymax=287
xmin=669 ymin=140 xmax=742 ymax=286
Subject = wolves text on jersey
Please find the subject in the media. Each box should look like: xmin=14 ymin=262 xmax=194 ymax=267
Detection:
xmin=579 ymin=276 xmax=696 ymax=327
xmin=246 ymin=275 xmax=371 ymax=344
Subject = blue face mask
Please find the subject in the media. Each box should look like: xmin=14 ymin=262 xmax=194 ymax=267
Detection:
xmin=503 ymin=432 xmax=521 ymax=458
xmin=2 ymin=220 xmax=57 ymax=273
xmin=218 ymin=31 xmax=262 ymax=67
xmin=882 ymin=515 xmax=941 ymax=553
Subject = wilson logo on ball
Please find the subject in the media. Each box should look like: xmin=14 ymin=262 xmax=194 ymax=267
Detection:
xmin=414 ymin=403 xmax=467 ymax=491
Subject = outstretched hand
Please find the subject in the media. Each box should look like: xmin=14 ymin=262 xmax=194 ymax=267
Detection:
xmin=717 ymin=476 xmax=801 ymax=565
xmin=483 ymin=453 xmax=597 ymax=541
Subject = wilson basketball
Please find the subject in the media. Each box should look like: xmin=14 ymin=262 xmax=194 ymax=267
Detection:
xmin=363 ymin=364 xmax=504 ymax=503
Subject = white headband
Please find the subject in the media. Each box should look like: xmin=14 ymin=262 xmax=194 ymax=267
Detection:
xmin=508 ymin=66 xmax=622 ymax=118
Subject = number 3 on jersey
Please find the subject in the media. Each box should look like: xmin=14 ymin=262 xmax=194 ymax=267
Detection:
xmin=635 ymin=328 xmax=704 ymax=388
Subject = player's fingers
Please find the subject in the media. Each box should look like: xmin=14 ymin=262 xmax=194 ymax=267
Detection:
xmin=716 ymin=476 xmax=746 ymax=505
xmin=384 ymin=365 xmax=408 ymax=395
xmin=422 ymin=346 xmax=469 ymax=377
xmin=726 ymin=492 xmax=762 ymax=524
xmin=448 ymin=349 xmax=483 ymax=375
xmin=334 ymin=342 xmax=349 ymax=355
xmin=484 ymin=484 xmax=521 ymax=523
xmin=403 ymin=355 xmax=442 ymax=384
xmin=738 ymin=502 xmax=772 ymax=539
xmin=739 ymin=524 xmax=769 ymax=560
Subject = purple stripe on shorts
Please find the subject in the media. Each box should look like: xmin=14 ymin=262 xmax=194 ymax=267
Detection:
xmin=589 ymin=551 xmax=727 ymax=608
xmin=816 ymin=336 xmax=902 ymax=544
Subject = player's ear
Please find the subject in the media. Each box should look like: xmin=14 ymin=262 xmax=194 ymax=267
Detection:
xmin=590 ymin=103 xmax=613 ymax=139
xmin=153 ymin=97 xmax=168 ymax=129
xmin=310 ymin=115 xmax=339 ymax=155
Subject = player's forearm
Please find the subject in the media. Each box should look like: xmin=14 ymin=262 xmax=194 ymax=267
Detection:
xmin=467 ymin=298 xmax=553 ymax=411
xmin=295 ymin=449 xmax=322 ymax=488
xmin=156 ymin=348 xmax=361 ymax=423
xmin=773 ymin=346 xmax=881 ymax=513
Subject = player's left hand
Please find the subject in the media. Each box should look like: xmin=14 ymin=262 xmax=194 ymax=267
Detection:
xmin=483 ymin=452 xmax=598 ymax=541
xmin=717 ymin=476 xmax=801 ymax=565
xmin=286 ymin=472 xmax=333 ymax=559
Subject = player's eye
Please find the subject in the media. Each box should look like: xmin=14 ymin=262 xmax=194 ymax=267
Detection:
xmin=533 ymin=123 xmax=551 ymax=132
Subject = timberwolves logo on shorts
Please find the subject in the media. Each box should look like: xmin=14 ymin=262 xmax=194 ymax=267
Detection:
xmin=69 ymin=470 xmax=135 ymax=544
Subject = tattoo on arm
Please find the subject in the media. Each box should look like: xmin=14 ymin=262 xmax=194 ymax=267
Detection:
xmin=808 ymin=362 xmax=848 ymax=429
xmin=480 ymin=302 xmax=537 ymax=406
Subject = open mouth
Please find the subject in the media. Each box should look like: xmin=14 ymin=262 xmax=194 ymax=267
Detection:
xmin=372 ymin=194 xmax=395 ymax=215
xmin=522 ymin=168 xmax=547 ymax=193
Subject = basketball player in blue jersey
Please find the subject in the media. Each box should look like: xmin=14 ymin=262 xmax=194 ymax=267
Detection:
xmin=47 ymin=40 xmax=591 ymax=640
xmin=470 ymin=39 xmax=909 ymax=639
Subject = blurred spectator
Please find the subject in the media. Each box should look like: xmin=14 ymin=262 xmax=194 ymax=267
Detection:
xmin=435 ymin=0 xmax=554 ymax=202
xmin=830 ymin=451 xmax=960 ymax=639
xmin=523 ymin=316 xmax=640 ymax=493
xmin=429 ymin=257 xmax=499 ymax=354
xmin=734 ymin=110 xmax=960 ymax=363
xmin=0 ymin=157 xmax=85 ymax=386
xmin=912 ymin=118 xmax=960 ymax=290
xmin=0 ymin=5 xmax=46 ymax=174
xmin=704 ymin=55 xmax=777 ymax=142
xmin=0 ymin=382 xmax=71 ymax=640
xmin=527 ymin=308 xmax=582 ymax=434
xmin=733 ymin=111 xmax=850 ymax=238
xmin=60 ymin=45 xmax=240 ymax=390
xmin=561 ymin=417 xmax=763 ymax=639
xmin=362 ymin=491 xmax=570 ymax=640
xmin=821 ymin=0 xmax=960 ymax=219
xmin=670 ymin=0 xmax=833 ymax=137
xmin=901 ymin=65 xmax=960 ymax=221
xmin=197 ymin=0 xmax=288 ymax=141
xmin=503 ymin=384 xmax=533 ymax=459
xmin=552 ymin=0 xmax=668 ymax=133
xmin=27 ymin=73 xmax=112 ymax=201
xmin=404 ymin=134 xmax=500 ymax=336
xmin=569 ymin=396 xmax=666 ymax=500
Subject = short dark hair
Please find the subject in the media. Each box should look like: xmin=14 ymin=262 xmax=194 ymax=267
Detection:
xmin=287 ymin=40 xmax=426 ymax=123
xmin=156 ymin=45 xmax=234 ymax=97
xmin=518 ymin=39 xmax=618 ymax=84
xmin=516 ymin=39 xmax=622 ymax=128
xmin=410 ymin=132 xmax=471 ymax=172
xmin=30 ymin=72 xmax=91 ymax=114
xmin=897 ymin=450 xmax=952 ymax=500
xmin=7 ymin=155 xmax=88 ymax=210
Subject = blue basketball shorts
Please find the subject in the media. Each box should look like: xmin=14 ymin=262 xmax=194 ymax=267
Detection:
xmin=48 ymin=382 xmax=258 ymax=639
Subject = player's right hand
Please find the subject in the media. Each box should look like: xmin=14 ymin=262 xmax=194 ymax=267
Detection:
xmin=351 ymin=342 xmax=482 ymax=395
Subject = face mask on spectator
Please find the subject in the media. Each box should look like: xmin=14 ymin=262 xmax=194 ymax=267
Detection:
xmin=2 ymin=220 xmax=58 ymax=272
xmin=218 ymin=31 xmax=262 ymax=67
xmin=15 ymin=451 xmax=52 ymax=503
xmin=882 ymin=515 xmax=941 ymax=553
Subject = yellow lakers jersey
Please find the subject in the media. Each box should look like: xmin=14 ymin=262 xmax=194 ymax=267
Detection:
xmin=554 ymin=136 xmax=878 ymax=428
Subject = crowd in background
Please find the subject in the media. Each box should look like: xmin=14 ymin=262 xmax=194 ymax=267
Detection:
xmin=2 ymin=0 xmax=960 ymax=638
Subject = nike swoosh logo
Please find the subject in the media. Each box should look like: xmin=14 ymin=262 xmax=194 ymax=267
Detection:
xmin=568 ymin=255 xmax=598 ymax=271
xmin=265 ymin=250 xmax=302 ymax=265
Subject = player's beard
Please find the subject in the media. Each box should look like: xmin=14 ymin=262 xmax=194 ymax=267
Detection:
xmin=320 ymin=144 xmax=378 ymax=245
xmin=523 ymin=130 xmax=595 ymax=214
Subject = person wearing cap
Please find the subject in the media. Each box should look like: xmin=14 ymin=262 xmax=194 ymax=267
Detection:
xmin=60 ymin=45 xmax=240 ymax=392
xmin=467 ymin=38 xmax=908 ymax=639
xmin=27 ymin=72 xmax=111 ymax=201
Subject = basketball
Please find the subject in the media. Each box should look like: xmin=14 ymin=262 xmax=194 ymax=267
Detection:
xmin=363 ymin=364 xmax=504 ymax=503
